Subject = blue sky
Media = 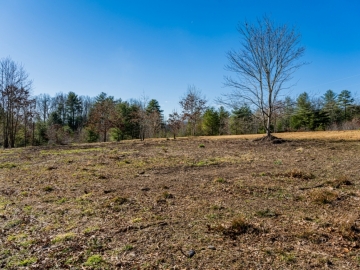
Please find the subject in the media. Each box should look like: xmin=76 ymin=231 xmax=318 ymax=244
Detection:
xmin=1 ymin=0 xmax=360 ymax=116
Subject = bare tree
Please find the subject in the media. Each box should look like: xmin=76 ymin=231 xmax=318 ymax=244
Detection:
xmin=79 ymin=95 xmax=93 ymax=126
xmin=22 ymin=99 xmax=36 ymax=147
xmin=220 ymin=16 xmax=306 ymax=138
xmin=167 ymin=111 xmax=183 ymax=139
xmin=51 ymin=93 xmax=67 ymax=125
xmin=0 ymin=57 xmax=33 ymax=148
xmin=88 ymin=92 xmax=116 ymax=142
xmin=179 ymin=85 xmax=207 ymax=136
xmin=36 ymin=93 xmax=52 ymax=123
xmin=131 ymin=96 xmax=150 ymax=141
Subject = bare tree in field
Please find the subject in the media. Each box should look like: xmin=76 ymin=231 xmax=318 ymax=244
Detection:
xmin=179 ymin=85 xmax=207 ymax=136
xmin=220 ymin=16 xmax=306 ymax=138
xmin=167 ymin=111 xmax=183 ymax=139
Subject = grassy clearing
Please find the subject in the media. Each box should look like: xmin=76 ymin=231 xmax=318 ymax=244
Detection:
xmin=0 ymin=132 xmax=360 ymax=268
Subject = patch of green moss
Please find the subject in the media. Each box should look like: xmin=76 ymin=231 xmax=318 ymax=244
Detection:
xmin=84 ymin=255 xmax=104 ymax=267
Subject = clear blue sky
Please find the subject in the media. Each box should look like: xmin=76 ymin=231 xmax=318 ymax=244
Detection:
xmin=1 ymin=0 xmax=360 ymax=116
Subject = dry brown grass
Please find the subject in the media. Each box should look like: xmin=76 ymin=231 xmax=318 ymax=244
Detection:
xmin=197 ymin=130 xmax=360 ymax=141
xmin=0 ymin=131 xmax=360 ymax=269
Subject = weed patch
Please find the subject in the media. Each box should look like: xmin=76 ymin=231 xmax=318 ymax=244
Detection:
xmin=214 ymin=177 xmax=226 ymax=183
xmin=52 ymin=232 xmax=76 ymax=243
xmin=277 ymin=169 xmax=315 ymax=180
xmin=256 ymin=208 xmax=279 ymax=218
xmin=17 ymin=257 xmax=37 ymax=267
xmin=330 ymin=176 xmax=353 ymax=188
xmin=0 ymin=162 xmax=16 ymax=169
xmin=122 ymin=244 xmax=134 ymax=251
xmin=208 ymin=216 xmax=260 ymax=239
xmin=84 ymin=255 xmax=104 ymax=267
xmin=310 ymin=189 xmax=338 ymax=204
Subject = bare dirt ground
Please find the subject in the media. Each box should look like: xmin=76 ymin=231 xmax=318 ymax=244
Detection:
xmin=1 ymin=131 xmax=360 ymax=269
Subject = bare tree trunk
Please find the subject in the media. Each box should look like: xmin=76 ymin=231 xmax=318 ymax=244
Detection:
xmin=32 ymin=122 xmax=35 ymax=146
xmin=24 ymin=115 xmax=27 ymax=147
xmin=266 ymin=115 xmax=271 ymax=137
xmin=266 ymin=106 xmax=272 ymax=137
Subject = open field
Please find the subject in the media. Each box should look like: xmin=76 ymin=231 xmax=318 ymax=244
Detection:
xmin=0 ymin=131 xmax=360 ymax=269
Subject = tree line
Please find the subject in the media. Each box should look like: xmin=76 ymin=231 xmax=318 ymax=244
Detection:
xmin=0 ymin=57 xmax=359 ymax=149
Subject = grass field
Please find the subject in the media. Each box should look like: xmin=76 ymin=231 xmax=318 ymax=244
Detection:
xmin=0 ymin=131 xmax=360 ymax=269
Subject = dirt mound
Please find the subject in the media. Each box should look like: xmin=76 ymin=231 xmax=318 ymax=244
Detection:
xmin=253 ymin=134 xmax=287 ymax=144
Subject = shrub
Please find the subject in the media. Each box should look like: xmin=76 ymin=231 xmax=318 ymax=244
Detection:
xmin=86 ymin=128 xmax=99 ymax=143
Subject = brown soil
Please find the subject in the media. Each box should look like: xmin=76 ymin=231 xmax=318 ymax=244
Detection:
xmin=1 ymin=132 xmax=360 ymax=269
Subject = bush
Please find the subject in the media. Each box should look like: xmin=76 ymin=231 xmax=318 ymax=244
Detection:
xmin=86 ymin=128 xmax=99 ymax=143
xmin=110 ymin=127 xmax=123 ymax=142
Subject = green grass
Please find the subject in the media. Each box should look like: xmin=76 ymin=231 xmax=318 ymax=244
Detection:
xmin=214 ymin=177 xmax=226 ymax=183
xmin=84 ymin=255 xmax=104 ymax=267
xmin=17 ymin=257 xmax=37 ymax=266
xmin=122 ymin=244 xmax=134 ymax=251
xmin=83 ymin=226 xmax=100 ymax=235
xmin=274 ymin=160 xmax=282 ymax=165
xmin=52 ymin=232 xmax=76 ymax=243
xmin=0 ymin=162 xmax=16 ymax=169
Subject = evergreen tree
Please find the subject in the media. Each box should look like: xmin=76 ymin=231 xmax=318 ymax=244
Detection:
xmin=116 ymin=101 xmax=140 ymax=139
xmin=202 ymin=107 xmax=220 ymax=135
xmin=337 ymin=90 xmax=354 ymax=121
xmin=230 ymin=105 xmax=253 ymax=134
xmin=146 ymin=99 xmax=163 ymax=115
xmin=146 ymin=99 xmax=164 ymax=137
xmin=291 ymin=92 xmax=314 ymax=130
xmin=66 ymin=92 xmax=82 ymax=131
xmin=218 ymin=106 xmax=230 ymax=135
xmin=322 ymin=90 xmax=341 ymax=124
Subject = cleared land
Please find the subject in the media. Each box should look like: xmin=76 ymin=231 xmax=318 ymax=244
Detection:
xmin=0 ymin=131 xmax=360 ymax=269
